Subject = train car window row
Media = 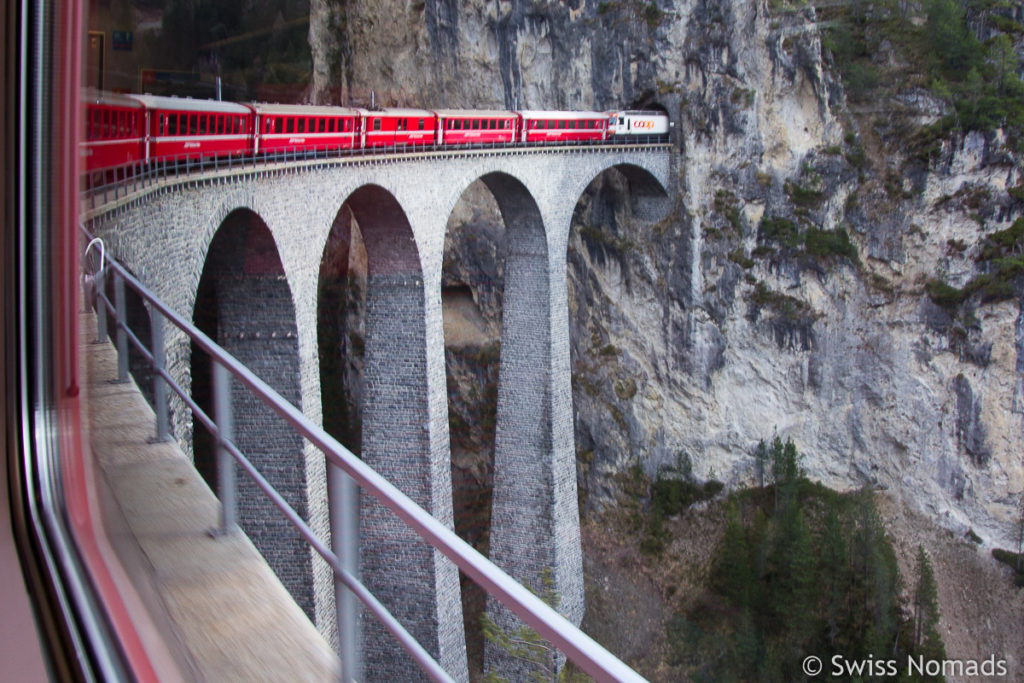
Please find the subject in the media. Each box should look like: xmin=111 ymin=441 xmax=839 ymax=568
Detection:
xmin=86 ymin=107 xmax=141 ymax=141
xmin=158 ymin=112 xmax=246 ymax=137
xmin=264 ymin=116 xmax=355 ymax=135
xmin=447 ymin=118 xmax=512 ymax=130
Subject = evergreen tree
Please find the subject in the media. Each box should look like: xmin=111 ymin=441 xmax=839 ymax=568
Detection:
xmin=913 ymin=546 xmax=946 ymax=664
xmin=819 ymin=506 xmax=848 ymax=649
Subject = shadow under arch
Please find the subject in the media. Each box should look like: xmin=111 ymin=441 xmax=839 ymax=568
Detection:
xmin=321 ymin=184 xmax=467 ymax=682
xmin=583 ymin=162 xmax=672 ymax=224
xmin=447 ymin=172 xmax=584 ymax=680
xmin=189 ymin=208 xmax=314 ymax=620
xmin=564 ymin=160 xmax=692 ymax=514
xmin=437 ymin=171 xmax=552 ymax=676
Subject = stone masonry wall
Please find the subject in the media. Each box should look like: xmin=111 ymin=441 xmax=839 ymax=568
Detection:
xmin=84 ymin=146 xmax=671 ymax=678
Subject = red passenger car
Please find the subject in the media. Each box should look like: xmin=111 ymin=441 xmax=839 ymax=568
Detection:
xmin=518 ymin=110 xmax=608 ymax=144
xmin=252 ymin=103 xmax=361 ymax=155
xmin=358 ymin=108 xmax=437 ymax=148
xmin=81 ymin=91 xmax=146 ymax=173
xmin=435 ymin=110 xmax=519 ymax=146
xmin=128 ymin=94 xmax=253 ymax=162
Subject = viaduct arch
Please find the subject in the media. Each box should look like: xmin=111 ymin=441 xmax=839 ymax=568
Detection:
xmin=87 ymin=148 xmax=671 ymax=681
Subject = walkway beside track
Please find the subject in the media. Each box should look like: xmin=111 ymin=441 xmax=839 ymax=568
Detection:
xmin=81 ymin=308 xmax=339 ymax=680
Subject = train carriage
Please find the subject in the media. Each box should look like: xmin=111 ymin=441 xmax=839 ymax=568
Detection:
xmin=251 ymin=103 xmax=361 ymax=155
xmin=358 ymin=108 xmax=437 ymax=148
xmin=127 ymin=94 xmax=253 ymax=162
xmin=607 ymin=110 xmax=671 ymax=138
xmin=435 ymin=109 xmax=519 ymax=146
xmin=518 ymin=110 xmax=608 ymax=144
xmin=81 ymin=90 xmax=146 ymax=173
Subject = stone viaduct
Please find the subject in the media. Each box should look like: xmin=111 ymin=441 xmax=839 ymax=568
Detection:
xmin=85 ymin=145 xmax=672 ymax=681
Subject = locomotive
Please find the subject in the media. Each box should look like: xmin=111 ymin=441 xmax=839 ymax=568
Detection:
xmin=81 ymin=91 xmax=671 ymax=174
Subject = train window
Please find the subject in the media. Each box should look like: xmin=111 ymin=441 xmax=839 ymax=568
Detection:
xmin=471 ymin=120 xmax=478 ymax=130
xmin=299 ymin=118 xmax=306 ymax=133
xmin=285 ymin=118 xmax=294 ymax=134
xmin=373 ymin=118 xmax=381 ymax=131
xmin=418 ymin=118 xmax=424 ymax=131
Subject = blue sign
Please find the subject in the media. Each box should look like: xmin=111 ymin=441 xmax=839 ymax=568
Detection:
xmin=112 ymin=31 xmax=133 ymax=51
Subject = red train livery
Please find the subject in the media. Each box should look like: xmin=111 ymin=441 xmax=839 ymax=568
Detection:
xmin=81 ymin=91 xmax=670 ymax=175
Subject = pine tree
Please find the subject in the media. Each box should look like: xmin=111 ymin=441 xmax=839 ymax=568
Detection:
xmin=913 ymin=546 xmax=946 ymax=664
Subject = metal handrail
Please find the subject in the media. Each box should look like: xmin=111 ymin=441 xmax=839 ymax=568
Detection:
xmin=79 ymin=223 xmax=645 ymax=683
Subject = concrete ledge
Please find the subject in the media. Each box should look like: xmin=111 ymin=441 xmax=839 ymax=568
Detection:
xmin=82 ymin=310 xmax=340 ymax=681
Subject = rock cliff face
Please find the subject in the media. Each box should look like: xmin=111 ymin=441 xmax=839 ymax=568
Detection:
xmin=310 ymin=0 xmax=1024 ymax=549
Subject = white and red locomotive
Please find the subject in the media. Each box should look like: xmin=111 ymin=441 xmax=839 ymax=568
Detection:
xmin=81 ymin=91 xmax=670 ymax=175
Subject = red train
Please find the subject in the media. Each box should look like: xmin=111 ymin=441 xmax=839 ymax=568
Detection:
xmin=81 ymin=91 xmax=671 ymax=175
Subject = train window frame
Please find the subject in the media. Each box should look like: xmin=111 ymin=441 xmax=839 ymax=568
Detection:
xmin=418 ymin=118 xmax=424 ymax=131
xmin=373 ymin=118 xmax=381 ymax=132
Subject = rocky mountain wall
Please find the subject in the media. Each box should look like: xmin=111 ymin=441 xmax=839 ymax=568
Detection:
xmin=311 ymin=0 xmax=1024 ymax=549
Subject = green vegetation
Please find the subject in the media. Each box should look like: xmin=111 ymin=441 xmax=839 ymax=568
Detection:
xmin=756 ymin=216 xmax=860 ymax=267
xmin=483 ymin=568 xmax=588 ymax=682
xmin=714 ymin=190 xmax=744 ymax=236
xmin=991 ymin=548 xmax=1024 ymax=586
xmin=926 ymin=217 xmax=1024 ymax=310
xmin=728 ymin=248 xmax=755 ymax=269
xmin=749 ymin=281 xmax=815 ymax=323
xmin=623 ymin=454 xmax=725 ymax=558
xmin=758 ymin=216 xmax=800 ymax=247
xmin=665 ymin=439 xmax=947 ymax=681
xmin=804 ymin=227 xmax=860 ymax=263
xmin=785 ymin=181 xmax=826 ymax=208
xmin=819 ymin=0 xmax=1024 ymax=145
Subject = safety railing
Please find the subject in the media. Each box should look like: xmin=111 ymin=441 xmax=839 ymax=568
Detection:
xmin=80 ymin=225 xmax=645 ymax=683
xmin=81 ymin=136 xmax=672 ymax=213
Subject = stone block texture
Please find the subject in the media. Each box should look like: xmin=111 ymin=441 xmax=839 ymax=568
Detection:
xmin=85 ymin=146 xmax=671 ymax=680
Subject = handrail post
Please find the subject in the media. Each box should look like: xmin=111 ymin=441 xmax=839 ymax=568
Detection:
xmin=213 ymin=360 xmax=237 ymax=534
xmin=329 ymin=465 xmax=362 ymax=682
xmin=151 ymin=309 xmax=170 ymax=442
xmin=114 ymin=272 xmax=129 ymax=382
xmin=94 ymin=265 xmax=107 ymax=343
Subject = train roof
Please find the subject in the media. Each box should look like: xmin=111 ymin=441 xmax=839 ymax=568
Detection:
xmin=433 ymin=109 xmax=517 ymax=118
xmin=611 ymin=110 xmax=669 ymax=116
xmin=127 ymin=94 xmax=251 ymax=114
xmin=82 ymin=89 xmax=145 ymax=109
xmin=355 ymin=107 xmax=436 ymax=118
xmin=249 ymin=102 xmax=361 ymax=117
xmin=517 ymin=110 xmax=608 ymax=119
